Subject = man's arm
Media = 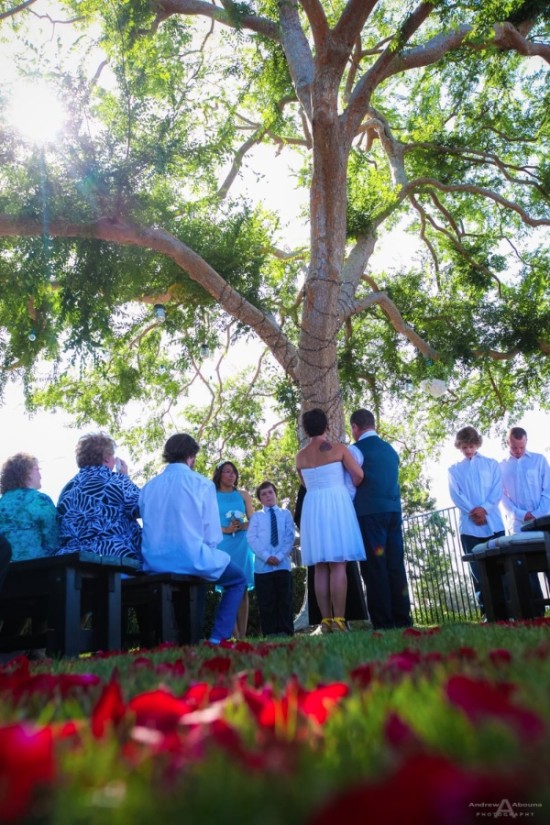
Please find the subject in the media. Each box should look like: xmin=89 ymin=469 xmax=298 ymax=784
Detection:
xmin=529 ymin=454 xmax=550 ymax=519
xmin=500 ymin=461 xmax=525 ymax=524
xmin=274 ymin=511 xmax=296 ymax=561
xmin=478 ymin=460 xmax=503 ymax=515
xmin=448 ymin=465 xmax=475 ymax=515
xmin=203 ymin=481 xmax=223 ymax=549
xmin=247 ymin=512 xmax=272 ymax=562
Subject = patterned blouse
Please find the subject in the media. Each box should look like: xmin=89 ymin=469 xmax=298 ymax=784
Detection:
xmin=0 ymin=488 xmax=59 ymax=561
xmin=57 ymin=465 xmax=142 ymax=564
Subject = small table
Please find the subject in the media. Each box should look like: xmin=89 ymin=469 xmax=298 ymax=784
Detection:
xmin=462 ymin=532 xmax=550 ymax=621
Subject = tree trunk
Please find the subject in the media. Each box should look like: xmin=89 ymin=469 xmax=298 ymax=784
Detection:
xmin=298 ymin=82 xmax=351 ymax=441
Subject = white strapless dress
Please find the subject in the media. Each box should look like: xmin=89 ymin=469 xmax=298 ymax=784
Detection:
xmin=300 ymin=461 xmax=366 ymax=565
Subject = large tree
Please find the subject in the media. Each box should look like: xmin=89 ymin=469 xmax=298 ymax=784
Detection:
xmin=0 ymin=0 xmax=549 ymax=479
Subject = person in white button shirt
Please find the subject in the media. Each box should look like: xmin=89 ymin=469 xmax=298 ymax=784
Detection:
xmin=500 ymin=426 xmax=547 ymax=613
xmin=500 ymin=427 xmax=550 ymax=531
xmin=139 ymin=433 xmax=246 ymax=644
xmin=247 ymin=481 xmax=295 ymax=636
xmin=448 ymin=426 xmax=505 ymax=615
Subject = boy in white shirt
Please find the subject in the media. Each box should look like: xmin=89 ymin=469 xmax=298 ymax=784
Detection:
xmin=448 ymin=426 xmax=505 ymax=616
xmin=247 ymin=481 xmax=295 ymax=636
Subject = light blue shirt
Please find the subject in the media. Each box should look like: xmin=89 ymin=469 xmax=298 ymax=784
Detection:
xmin=448 ymin=452 xmax=505 ymax=537
xmin=500 ymin=450 xmax=550 ymax=532
xmin=139 ymin=463 xmax=228 ymax=580
xmin=247 ymin=506 xmax=295 ymax=574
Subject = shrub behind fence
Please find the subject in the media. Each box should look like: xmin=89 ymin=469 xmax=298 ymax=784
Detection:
xmin=402 ymin=506 xmax=479 ymax=625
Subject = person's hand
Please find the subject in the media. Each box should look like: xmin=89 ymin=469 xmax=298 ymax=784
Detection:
xmin=117 ymin=458 xmax=129 ymax=476
xmin=267 ymin=556 xmax=280 ymax=566
xmin=469 ymin=506 xmax=487 ymax=525
xmin=524 ymin=511 xmax=535 ymax=522
xmin=230 ymin=518 xmax=242 ymax=533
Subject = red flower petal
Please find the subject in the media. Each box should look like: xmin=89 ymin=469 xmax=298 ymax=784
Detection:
xmin=350 ymin=663 xmax=375 ymax=689
xmin=308 ymin=753 xmax=526 ymax=825
xmin=488 ymin=648 xmax=512 ymax=665
xmin=199 ymin=656 xmax=232 ymax=676
xmin=384 ymin=712 xmax=421 ymax=750
xmin=298 ymin=683 xmax=349 ymax=724
xmin=91 ymin=675 xmax=126 ymax=738
xmin=128 ymin=688 xmax=194 ymax=732
xmin=445 ymin=675 xmax=545 ymax=740
xmin=0 ymin=723 xmax=55 ymax=822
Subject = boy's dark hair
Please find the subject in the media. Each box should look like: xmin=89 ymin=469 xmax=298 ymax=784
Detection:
xmin=454 ymin=426 xmax=482 ymax=449
xmin=162 ymin=433 xmax=200 ymax=463
xmin=256 ymin=480 xmax=277 ymax=500
xmin=509 ymin=426 xmax=527 ymax=441
xmin=350 ymin=408 xmax=376 ymax=430
xmin=302 ymin=408 xmax=327 ymax=437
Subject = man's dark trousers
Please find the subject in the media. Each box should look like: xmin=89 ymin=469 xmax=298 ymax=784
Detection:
xmin=357 ymin=511 xmax=412 ymax=629
xmin=254 ymin=570 xmax=294 ymax=636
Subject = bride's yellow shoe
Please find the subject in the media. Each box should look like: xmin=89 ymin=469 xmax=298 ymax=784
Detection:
xmin=320 ymin=618 xmax=334 ymax=634
xmin=331 ymin=617 xmax=349 ymax=632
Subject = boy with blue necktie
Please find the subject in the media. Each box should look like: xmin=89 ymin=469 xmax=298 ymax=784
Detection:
xmin=248 ymin=481 xmax=295 ymax=636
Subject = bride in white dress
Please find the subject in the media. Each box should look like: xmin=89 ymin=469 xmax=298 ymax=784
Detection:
xmin=296 ymin=408 xmax=365 ymax=632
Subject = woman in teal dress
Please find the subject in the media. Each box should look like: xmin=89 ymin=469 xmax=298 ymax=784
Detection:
xmin=213 ymin=461 xmax=255 ymax=638
xmin=0 ymin=453 xmax=59 ymax=560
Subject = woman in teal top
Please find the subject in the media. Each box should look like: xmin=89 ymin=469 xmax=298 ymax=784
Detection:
xmin=0 ymin=453 xmax=59 ymax=560
xmin=213 ymin=461 xmax=255 ymax=638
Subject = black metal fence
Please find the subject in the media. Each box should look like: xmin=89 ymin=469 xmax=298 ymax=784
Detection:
xmin=402 ymin=506 xmax=550 ymax=625
xmin=402 ymin=506 xmax=479 ymax=625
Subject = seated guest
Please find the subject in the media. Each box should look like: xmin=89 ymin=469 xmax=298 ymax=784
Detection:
xmin=139 ymin=433 xmax=246 ymax=644
xmin=0 ymin=453 xmax=59 ymax=560
xmin=57 ymin=433 xmax=142 ymax=564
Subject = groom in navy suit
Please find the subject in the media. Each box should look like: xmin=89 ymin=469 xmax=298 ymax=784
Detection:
xmin=349 ymin=409 xmax=412 ymax=630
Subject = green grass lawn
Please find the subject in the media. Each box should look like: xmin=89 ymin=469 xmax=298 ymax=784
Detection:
xmin=1 ymin=620 xmax=549 ymax=824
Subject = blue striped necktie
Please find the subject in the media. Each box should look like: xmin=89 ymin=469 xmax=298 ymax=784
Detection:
xmin=269 ymin=507 xmax=278 ymax=547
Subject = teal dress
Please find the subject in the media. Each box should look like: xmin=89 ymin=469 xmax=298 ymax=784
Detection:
xmin=215 ymin=489 xmax=254 ymax=591
xmin=0 ymin=488 xmax=59 ymax=560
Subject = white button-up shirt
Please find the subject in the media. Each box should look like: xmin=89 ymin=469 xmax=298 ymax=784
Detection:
xmin=448 ymin=452 xmax=505 ymax=537
xmin=344 ymin=430 xmax=378 ymax=499
xmin=500 ymin=450 xmax=550 ymax=532
xmin=247 ymin=506 xmax=295 ymax=574
xmin=139 ymin=462 xmax=228 ymax=580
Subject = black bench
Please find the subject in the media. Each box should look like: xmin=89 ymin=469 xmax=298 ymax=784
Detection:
xmin=462 ymin=531 xmax=550 ymax=622
xmin=0 ymin=552 xmax=140 ymax=657
xmin=121 ymin=573 xmax=207 ymax=648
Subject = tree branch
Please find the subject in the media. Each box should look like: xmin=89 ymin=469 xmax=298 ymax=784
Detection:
xmin=345 ymin=1 xmax=435 ymax=134
xmin=0 ymin=214 xmax=299 ymax=381
xmin=0 ymin=0 xmax=36 ymax=21
xmin=351 ymin=286 xmax=440 ymax=361
xmin=299 ymin=0 xmax=329 ymax=47
xmin=405 ymin=177 xmax=550 ymax=228
xmin=409 ymin=195 xmax=441 ymax=289
xmin=278 ymin=0 xmax=315 ymax=119
xmin=156 ymin=0 xmax=280 ymax=40
xmin=217 ymin=127 xmax=267 ymax=200
xmin=332 ymin=0 xmax=378 ymax=49
xmin=408 ymin=192 xmax=504 ymax=295
xmin=405 ymin=141 xmax=547 ymax=198
xmin=386 ymin=20 xmax=550 ymax=79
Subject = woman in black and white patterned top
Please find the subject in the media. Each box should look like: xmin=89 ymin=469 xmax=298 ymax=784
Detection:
xmin=57 ymin=432 xmax=142 ymax=565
